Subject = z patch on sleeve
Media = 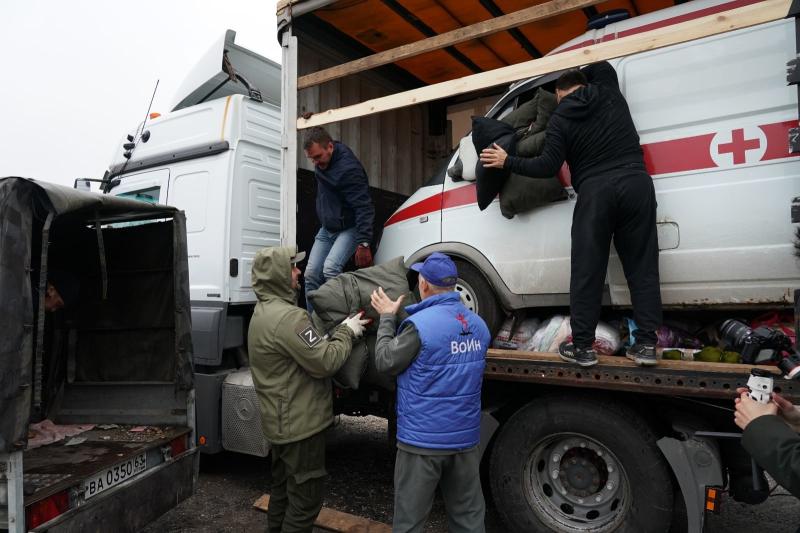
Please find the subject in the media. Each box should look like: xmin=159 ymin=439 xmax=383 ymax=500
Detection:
xmin=296 ymin=324 xmax=323 ymax=348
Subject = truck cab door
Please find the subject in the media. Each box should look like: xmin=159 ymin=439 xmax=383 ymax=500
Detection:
xmin=112 ymin=169 xmax=170 ymax=206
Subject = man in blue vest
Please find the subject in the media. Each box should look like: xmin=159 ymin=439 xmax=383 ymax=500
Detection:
xmin=370 ymin=252 xmax=490 ymax=533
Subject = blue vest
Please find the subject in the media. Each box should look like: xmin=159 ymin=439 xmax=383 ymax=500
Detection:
xmin=396 ymin=292 xmax=490 ymax=449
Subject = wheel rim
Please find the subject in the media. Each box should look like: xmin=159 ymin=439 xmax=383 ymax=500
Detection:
xmin=455 ymin=277 xmax=479 ymax=313
xmin=524 ymin=433 xmax=631 ymax=532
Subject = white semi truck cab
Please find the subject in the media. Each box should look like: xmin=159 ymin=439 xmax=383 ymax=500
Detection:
xmin=104 ymin=30 xmax=283 ymax=456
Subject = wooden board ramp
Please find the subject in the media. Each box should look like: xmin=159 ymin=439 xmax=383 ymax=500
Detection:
xmin=253 ymin=494 xmax=392 ymax=533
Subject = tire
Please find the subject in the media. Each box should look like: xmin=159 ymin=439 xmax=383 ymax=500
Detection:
xmin=452 ymin=259 xmax=504 ymax=335
xmin=490 ymin=396 xmax=673 ymax=533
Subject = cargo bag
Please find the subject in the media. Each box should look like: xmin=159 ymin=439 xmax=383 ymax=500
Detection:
xmin=308 ymin=256 xmax=415 ymax=389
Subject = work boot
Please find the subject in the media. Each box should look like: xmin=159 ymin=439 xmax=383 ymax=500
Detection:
xmin=558 ymin=342 xmax=598 ymax=367
xmin=626 ymin=343 xmax=658 ymax=366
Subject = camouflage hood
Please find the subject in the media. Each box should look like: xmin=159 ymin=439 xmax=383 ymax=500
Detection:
xmin=251 ymin=246 xmax=297 ymax=305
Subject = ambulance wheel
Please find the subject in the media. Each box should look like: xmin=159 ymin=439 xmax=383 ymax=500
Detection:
xmin=452 ymin=259 xmax=504 ymax=334
xmin=490 ymin=395 xmax=673 ymax=533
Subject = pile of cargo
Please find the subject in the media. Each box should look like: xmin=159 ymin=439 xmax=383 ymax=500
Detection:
xmin=492 ymin=311 xmax=797 ymax=365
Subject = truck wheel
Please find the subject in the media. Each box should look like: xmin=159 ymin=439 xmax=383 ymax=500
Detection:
xmin=490 ymin=396 xmax=673 ymax=533
xmin=452 ymin=259 xmax=504 ymax=334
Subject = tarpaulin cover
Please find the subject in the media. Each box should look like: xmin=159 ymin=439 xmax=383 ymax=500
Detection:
xmin=0 ymin=177 xmax=193 ymax=452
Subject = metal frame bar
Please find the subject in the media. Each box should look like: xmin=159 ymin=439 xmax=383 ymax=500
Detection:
xmin=485 ymin=352 xmax=800 ymax=401
xmin=281 ymin=29 xmax=299 ymax=250
xmin=1 ymin=451 xmax=25 ymax=533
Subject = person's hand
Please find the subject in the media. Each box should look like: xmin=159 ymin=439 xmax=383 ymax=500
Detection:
xmin=341 ymin=311 xmax=370 ymax=338
xmin=370 ymin=287 xmax=405 ymax=316
xmin=735 ymin=387 xmax=800 ymax=430
xmin=734 ymin=391 xmax=778 ymax=431
xmin=773 ymin=392 xmax=800 ymax=432
xmin=354 ymin=244 xmax=373 ymax=268
xmin=479 ymin=143 xmax=508 ymax=169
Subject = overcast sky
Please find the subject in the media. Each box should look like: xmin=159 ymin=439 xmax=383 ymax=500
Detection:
xmin=0 ymin=1 xmax=282 ymax=188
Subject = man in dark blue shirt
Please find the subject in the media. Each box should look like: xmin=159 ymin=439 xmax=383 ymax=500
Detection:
xmin=303 ymin=127 xmax=375 ymax=312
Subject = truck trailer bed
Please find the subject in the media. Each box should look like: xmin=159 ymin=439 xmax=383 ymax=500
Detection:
xmin=485 ymin=349 xmax=800 ymax=402
xmin=24 ymin=425 xmax=191 ymax=506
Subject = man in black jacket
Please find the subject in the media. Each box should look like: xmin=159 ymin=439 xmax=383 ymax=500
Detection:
xmin=480 ymin=61 xmax=662 ymax=368
xmin=303 ymin=127 xmax=375 ymax=312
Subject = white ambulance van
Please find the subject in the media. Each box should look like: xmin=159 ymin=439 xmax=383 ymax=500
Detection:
xmin=374 ymin=0 xmax=800 ymax=332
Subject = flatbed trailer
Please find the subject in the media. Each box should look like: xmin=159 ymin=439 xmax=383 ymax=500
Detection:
xmin=272 ymin=0 xmax=800 ymax=531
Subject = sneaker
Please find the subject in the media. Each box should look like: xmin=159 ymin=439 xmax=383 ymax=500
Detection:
xmin=626 ymin=343 xmax=658 ymax=366
xmin=558 ymin=342 xmax=598 ymax=367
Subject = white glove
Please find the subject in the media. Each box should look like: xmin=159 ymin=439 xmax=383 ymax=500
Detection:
xmin=341 ymin=311 xmax=370 ymax=338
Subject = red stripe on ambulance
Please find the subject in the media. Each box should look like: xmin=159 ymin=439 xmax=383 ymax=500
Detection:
xmin=384 ymin=120 xmax=799 ymax=227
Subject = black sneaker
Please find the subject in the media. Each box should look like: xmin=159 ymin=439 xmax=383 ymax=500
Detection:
xmin=627 ymin=343 xmax=658 ymax=366
xmin=558 ymin=342 xmax=598 ymax=367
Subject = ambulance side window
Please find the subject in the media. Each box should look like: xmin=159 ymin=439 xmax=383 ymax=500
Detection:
xmin=493 ymin=98 xmax=517 ymax=122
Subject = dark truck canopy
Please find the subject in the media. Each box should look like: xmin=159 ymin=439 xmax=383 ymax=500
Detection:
xmin=0 ymin=177 xmax=193 ymax=453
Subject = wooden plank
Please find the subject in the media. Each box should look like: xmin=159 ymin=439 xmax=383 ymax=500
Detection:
xmin=363 ymin=84 xmax=382 ymax=186
xmin=296 ymin=0 xmax=606 ymax=89
xmin=298 ymin=0 xmax=790 ymax=129
xmin=410 ymin=106 xmax=424 ymax=193
xmin=254 ymin=494 xmax=392 ymax=533
xmin=380 ymin=111 xmax=398 ymax=192
xmin=487 ymin=349 xmax=785 ymax=375
xmin=341 ymin=76 xmax=361 ymax=158
xmin=319 ymin=78 xmax=341 ymax=141
xmin=396 ymin=106 xmax=412 ymax=195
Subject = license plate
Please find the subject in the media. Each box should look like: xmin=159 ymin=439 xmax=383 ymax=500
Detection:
xmin=83 ymin=453 xmax=147 ymax=500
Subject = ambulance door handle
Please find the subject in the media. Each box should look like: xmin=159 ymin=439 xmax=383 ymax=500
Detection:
xmin=419 ymin=216 xmax=428 ymax=223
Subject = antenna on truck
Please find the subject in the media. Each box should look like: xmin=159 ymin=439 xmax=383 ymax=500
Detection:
xmin=102 ymin=80 xmax=159 ymax=193
xmin=124 ymin=79 xmax=160 ymax=159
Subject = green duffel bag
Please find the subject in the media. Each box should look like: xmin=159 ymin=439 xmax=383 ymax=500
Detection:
xmin=499 ymin=172 xmax=566 ymax=219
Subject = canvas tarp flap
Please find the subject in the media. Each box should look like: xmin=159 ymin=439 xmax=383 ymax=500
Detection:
xmin=0 ymin=177 xmax=193 ymax=452
xmin=32 ymin=178 xmax=177 ymax=219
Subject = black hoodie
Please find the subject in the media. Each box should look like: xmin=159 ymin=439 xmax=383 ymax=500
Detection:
xmin=504 ymin=61 xmax=646 ymax=193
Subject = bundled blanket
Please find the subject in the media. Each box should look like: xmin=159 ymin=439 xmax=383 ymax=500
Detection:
xmin=450 ymin=88 xmax=565 ymax=216
xmin=307 ymin=257 xmax=416 ymax=389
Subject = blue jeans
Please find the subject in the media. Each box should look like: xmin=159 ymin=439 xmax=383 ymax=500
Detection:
xmin=304 ymin=226 xmax=359 ymax=312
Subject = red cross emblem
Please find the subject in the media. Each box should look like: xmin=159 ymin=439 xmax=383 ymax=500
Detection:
xmin=717 ymin=129 xmax=761 ymax=164
xmin=710 ymin=127 xmax=767 ymax=167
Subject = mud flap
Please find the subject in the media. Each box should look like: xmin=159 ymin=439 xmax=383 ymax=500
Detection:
xmin=478 ymin=410 xmax=500 ymax=462
xmin=657 ymin=436 xmax=723 ymax=533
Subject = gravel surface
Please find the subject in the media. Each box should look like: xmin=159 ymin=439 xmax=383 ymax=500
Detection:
xmin=146 ymin=415 xmax=800 ymax=532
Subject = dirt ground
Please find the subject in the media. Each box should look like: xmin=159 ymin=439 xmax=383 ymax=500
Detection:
xmin=145 ymin=416 xmax=800 ymax=533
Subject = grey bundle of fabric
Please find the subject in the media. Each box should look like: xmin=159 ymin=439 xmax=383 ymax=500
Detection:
xmin=499 ymin=88 xmax=566 ymax=219
xmin=307 ymin=256 xmax=415 ymax=390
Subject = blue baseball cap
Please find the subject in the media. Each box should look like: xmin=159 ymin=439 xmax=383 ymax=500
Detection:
xmin=410 ymin=252 xmax=458 ymax=287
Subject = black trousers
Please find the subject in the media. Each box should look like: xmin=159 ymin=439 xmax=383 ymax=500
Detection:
xmin=570 ymin=171 xmax=662 ymax=347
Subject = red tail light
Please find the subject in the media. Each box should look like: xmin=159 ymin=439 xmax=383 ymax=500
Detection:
xmin=169 ymin=435 xmax=188 ymax=457
xmin=26 ymin=490 xmax=70 ymax=528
